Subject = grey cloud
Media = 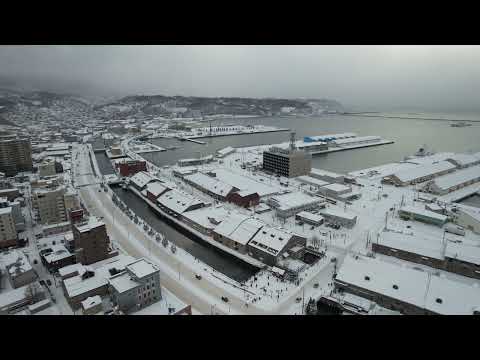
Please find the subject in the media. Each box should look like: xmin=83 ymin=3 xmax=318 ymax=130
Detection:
xmin=0 ymin=45 xmax=479 ymax=112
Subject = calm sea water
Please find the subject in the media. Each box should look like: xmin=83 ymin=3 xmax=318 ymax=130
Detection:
xmin=143 ymin=113 xmax=480 ymax=174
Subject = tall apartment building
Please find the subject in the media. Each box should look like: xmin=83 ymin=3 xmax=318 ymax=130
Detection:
xmin=262 ymin=132 xmax=312 ymax=178
xmin=0 ymin=137 xmax=33 ymax=177
xmin=31 ymin=186 xmax=67 ymax=225
xmin=0 ymin=207 xmax=18 ymax=249
xmin=72 ymin=217 xmax=110 ymax=265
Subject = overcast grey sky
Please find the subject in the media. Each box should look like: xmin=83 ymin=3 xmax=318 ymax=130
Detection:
xmin=1 ymin=45 xmax=480 ymax=111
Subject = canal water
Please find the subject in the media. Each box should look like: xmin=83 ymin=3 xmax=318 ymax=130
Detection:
xmin=110 ymin=185 xmax=257 ymax=282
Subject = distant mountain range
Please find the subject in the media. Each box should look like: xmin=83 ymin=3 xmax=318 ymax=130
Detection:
xmin=0 ymin=83 xmax=345 ymax=121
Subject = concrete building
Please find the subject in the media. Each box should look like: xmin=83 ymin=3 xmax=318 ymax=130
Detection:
xmin=0 ymin=188 xmax=20 ymax=202
xmin=72 ymin=217 xmax=111 ymax=265
xmin=0 ymin=137 xmax=33 ymax=176
xmin=263 ymin=146 xmax=312 ymax=178
xmin=398 ymin=206 xmax=448 ymax=227
xmin=227 ymin=190 xmax=260 ymax=208
xmin=247 ymin=224 xmax=306 ymax=266
xmin=31 ymin=185 xmax=67 ymax=225
xmin=0 ymin=197 xmax=25 ymax=232
xmin=318 ymin=183 xmax=361 ymax=201
xmin=42 ymin=221 xmax=71 ymax=237
xmin=0 ymin=207 xmax=18 ymax=249
xmin=38 ymin=159 xmax=57 ymax=177
xmin=1 ymin=250 xmax=37 ymax=288
xmin=109 ymin=258 xmax=161 ymax=313
xmin=384 ymin=161 xmax=456 ymax=186
xmin=267 ymin=191 xmax=325 ymax=219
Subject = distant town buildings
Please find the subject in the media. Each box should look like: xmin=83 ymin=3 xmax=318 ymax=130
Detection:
xmin=0 ymin=137 xmax=33 ymax=176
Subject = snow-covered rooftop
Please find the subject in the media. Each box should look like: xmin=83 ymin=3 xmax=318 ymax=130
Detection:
xmin=213 ymin=212 xmax=264 ymax=246
xmin=81 ymin=295 xmax=102 ymax=310
xmin=43 ymin=244 xmax=73 ymax=264
xmin=392 ymin=161 xmax=456 ymax=183
xmin=211 ymin=168 xmax=281 ymax=197
xmin=310 ymin=168 xmax=344 ymax=179
xmin=249 ymin=224 xmax=295 ymax=255
xmin=184 ymin=172 xmax=235 ymax=197
xmin=74 ymin=216 xmax=105 ymax=233
xmin=432 ymin=165 xmax=480 ymax=191
xmin=321 ymin=183 xmax=351 ymax=193
xmin=130 ymin=171 xmax=158 ymax=189
xmin=127 ymin=258 xmax=158 ymax=279
xmin=445 ymin=242 xmax=480 ymax=266
xmin=269 ymin=191 xmax=321 ymax=211
xmin=320 ymin=208 xmax=357 ymax=221
xmin=109 ymin=272 xmax=140 ymax=293
xmin=145 ymin=182 xmax=170 ymax=197
xmin=296 ymin=211 xmax=324 ymax=224
xmin=182 ymin=206 xmax=230 ymax=231
xmin=399 ymin=205 xmax=448 ymax=222
xmin=446 ymin=153 xmax=480 ymax=167
xmin=377 ymin=231 xmax=445 ymax=260
xmin=157 ymin=189 xmax=209 ymax=214
xmin=296 ymin=175 xmax=330 ymax=188
xmin=333 ymin=135 xmax=381 ymax=146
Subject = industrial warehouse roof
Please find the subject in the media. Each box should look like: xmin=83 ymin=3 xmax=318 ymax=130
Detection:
xmin=304 ymin=133 xmax=357 ymax=142
xmin=333 ymin=135 xmax=381 ymax=146
xmin=145 ymin=182 xmax=170 ymax=197
xmin=296 ymin=211 xmax=324 ymax=224
xmin=269 ymin=191 xmax=321 ymax=211
xmin=216 ymin=146 xmax=235 ymax=157
xmin=211 ymin=168 xmax=280 ymax=197
xmin=336 ymin=255 xmax=480 ymax=315
xmin=455 ymin=204 xmax=480 ymax=222
xmin=391 ymin=161 xmax=456 ymax=183
xmin=377 ymin=231 xmax=445 ymax=260
xmin=184 ymin=172 xmax=235 ymax=197
xmin=130 ymin=171 xmax=158 ymax=189
xmin=310 ymin=168 xmax=344 ymax=179
xmin=446 ymin=154 xmax=480 ymax=168
xmin=249 ymin=225 xmax=295 ymax=255
xmin=320 ymin=208 xmax=357 ymax=221
xmin=399 ymin=206 xmax=448 ymax=222
xmin=214 ymin=212 xmax=264 ymax=246
xmin=296 ymin=175 xmax=330 ymax=188
xmin=431 ymin=165 xmax=480 ymax=191
xmin=182 ymin=206 xmax=230 ymax=232
xmin=157 ymin=189 xmax=208 ymax=214
xmin=404 ymin=152 xmax=456 ymax=166
xmin=445 ymin=242 xmax=480 ymax=266
xmin=321 ymin=183 xmax=351 ymax=193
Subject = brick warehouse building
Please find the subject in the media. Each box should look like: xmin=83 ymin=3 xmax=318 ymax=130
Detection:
xmin=115 ymin=160 xmax=147 ymax=177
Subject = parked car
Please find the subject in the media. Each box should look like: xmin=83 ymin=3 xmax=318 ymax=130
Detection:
xmin=221 ymin=296 xmax=229 ymax=303
xmin=195 ymin=274 xmax=202 ymax=280
xmin=295 ymin=297 xmax=302 ymax=303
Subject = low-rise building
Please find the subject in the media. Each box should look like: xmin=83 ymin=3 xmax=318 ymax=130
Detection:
xmin=109 ymin=258 xmax=161 ymax=313
xmin=445 ymin=154 xmax=480 ymax=169
xmin=157 ymin=190 xmax=210 ymax=218
xmin=42 ymin=221 xmax=71 ymax=237
xmin=309 ymin=168 xmax=345 ymax=184
xmin=384 ymin=161 xmax=456 ymax=186
xmin=267 ymin=191 xmax=324 ymax=219
xmin=247 ymin=225 xmax=306 ymax=266
xmin=183 ymin=172 xmax=237 ymax=201
xmin=295 ymin=211 xmax=324 ymax=226
xmin=334 ymin=255 xmax=480 ymax=315
xmin=81 ymin=295 xmax=103 ymax=315
xmin=263 ymin=146 xmax=312 ymax=178
xmin=115 ymin=159 xmax=147 ymax=177
xmin=426 ymin=165 xmax=480 ymax=195
xmin=144 ymin=182 xmax=171 ymax=202
xmin=41 ymin=244 xmax=76 ymax=272
xmin=213 ymin=213 xmax=264 ymax=254
xmin=227 ymin=190 xmax=260 ymax=208
xmin=129 ymin=171 xmax=159 ymax=191
xmin=319 ymin=208 xmax=357 ymax=228
xmin=398 ymin=205 xmax=448 ymax=227
xmin=454 ymin=204 xmax=480 ymax=234
xmin=1 ymin=250 xmax=37 ymax=288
